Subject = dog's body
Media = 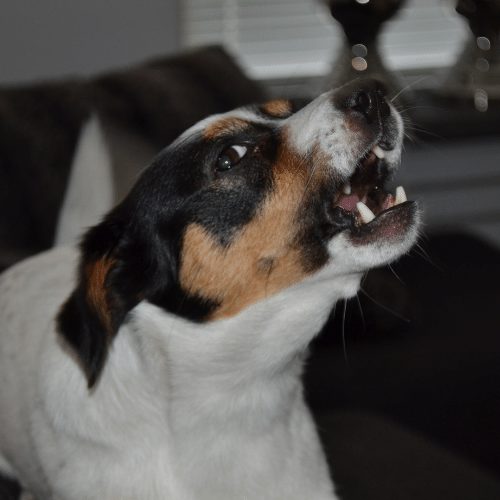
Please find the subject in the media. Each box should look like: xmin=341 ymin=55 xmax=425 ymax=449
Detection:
xmin=0 ymin=80 xmax=419 ymax=499
xmin=0 ymin=247 xmax=341 ymax=500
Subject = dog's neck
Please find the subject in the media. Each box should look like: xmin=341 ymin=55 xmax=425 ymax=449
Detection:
xmin=67 ymin=268 xmax=360 ymax=497
xmin=116 ymin=268 xmax=361 ymax=429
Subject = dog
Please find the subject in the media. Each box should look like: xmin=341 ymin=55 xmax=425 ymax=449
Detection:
xmin=0 ymin=78 xmax=419 ymax=500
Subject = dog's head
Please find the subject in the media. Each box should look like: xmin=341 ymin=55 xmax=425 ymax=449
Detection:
xmin=58 ymin=79 xmax=420 ymax=387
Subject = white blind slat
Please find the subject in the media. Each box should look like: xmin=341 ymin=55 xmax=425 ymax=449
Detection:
xmin=181 ymin=0 xmax=468 ymax=79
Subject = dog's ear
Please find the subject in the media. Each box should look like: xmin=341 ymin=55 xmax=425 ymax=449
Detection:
xmin=57 ymin=210 xmax=148 ymax=389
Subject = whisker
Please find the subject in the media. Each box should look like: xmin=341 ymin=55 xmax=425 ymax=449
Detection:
xmin=396 ymin=104 xmax=440 ymax=114
xmin=403 ymin=131 xmax=419 ymax=144
xmin=361 ymin=271 xmax=369 ymax=287
xmin=388 ymin=263 xmax=405 ymax=285
xmin=341 ymin=299 xmax=350 ymax=366
xmin=414 ymin=241 xmax=432 ymax=260
xmin=402 ymin=125 xmax=445 ymax=141
xmin=390 ymin=76 xmax=430 ymax=104
xmin=413 ymin=242 xmax=444 ymax=271
xmin=360 ymin=287 xmax=411 ymax=323
xmin=331 ymin=302 xmax=338 ymax=322
xmin=355 ymin=294 xmax=366 ymax=334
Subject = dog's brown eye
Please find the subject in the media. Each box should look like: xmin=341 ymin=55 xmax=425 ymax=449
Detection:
xmin=216 ymin=145 xmax=247 ymax=171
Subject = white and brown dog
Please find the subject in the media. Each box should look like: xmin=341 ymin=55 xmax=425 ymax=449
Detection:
xmin=0 ymin=79 xmax=419 ymax=499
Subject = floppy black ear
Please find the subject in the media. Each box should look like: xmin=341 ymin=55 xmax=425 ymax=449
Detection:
xmin=57 ymin=213 xmax=145 ymax=389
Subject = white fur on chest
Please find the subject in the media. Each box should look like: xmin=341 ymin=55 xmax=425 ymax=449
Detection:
xmin=0 ymin=247 xmax=348 ymax=499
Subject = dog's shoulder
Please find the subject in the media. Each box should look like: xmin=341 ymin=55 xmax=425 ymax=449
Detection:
xmin=1 ymin=246 xmax=78 ymax=295
xmin=0 ymin=246 xmax=78 ymax=335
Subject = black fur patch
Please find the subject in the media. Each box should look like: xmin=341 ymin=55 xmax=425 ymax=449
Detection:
xmin=57 ymin=121 xmax=280 ymax=387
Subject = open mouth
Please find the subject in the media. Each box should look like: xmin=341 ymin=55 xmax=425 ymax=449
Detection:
xmin=333 ymin=144 xmax=410 ymax=231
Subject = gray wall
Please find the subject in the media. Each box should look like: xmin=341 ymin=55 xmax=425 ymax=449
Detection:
xmin=0 ymin=0 xmax=179 ymax=84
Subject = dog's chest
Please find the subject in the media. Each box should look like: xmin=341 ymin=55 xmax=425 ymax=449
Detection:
xmin=48 ymin=364 xmax=316 ymax=500
xmin=82 ymin=316 xmax=321 ymax=499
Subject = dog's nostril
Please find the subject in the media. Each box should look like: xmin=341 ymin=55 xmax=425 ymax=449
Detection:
xmin=349 ymin=89 xmax=390 ymax=123
xmin=351 ymin=91 xmax=372 ymax=117
xmin=333 ymin=79 xmax=392 ymax=123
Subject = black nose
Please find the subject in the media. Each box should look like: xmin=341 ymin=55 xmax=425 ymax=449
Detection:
xmin=335 ymin=79 xmax=390 ymax=123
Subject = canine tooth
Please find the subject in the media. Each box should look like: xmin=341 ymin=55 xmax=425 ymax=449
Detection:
xmin=395 ymin=186 xmax=407 ymax=205
xmin=342 ymin=183 xmax=352 ymax=195
xmin=373 ymin=145 xmax=385 ymax=159
xmin=357 ymin=201 xmax=375 ymax=223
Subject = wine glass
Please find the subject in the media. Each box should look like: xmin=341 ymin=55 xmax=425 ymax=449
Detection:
xmin=322 ymin=0 xmax=407 ymax=100
xmin=445 ymin=0 xmax=500 ymax=110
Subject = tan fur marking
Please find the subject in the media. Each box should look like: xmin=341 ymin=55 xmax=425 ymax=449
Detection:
xmin=180 ymin=140 xmax=327 ymax=320
xmin=261 ymin=100 xmax=293 ymax=118
xmin=203 ymin=117 xmax=251 ymax=140
xmin=86 ymin=258 xmax=115 ymax=334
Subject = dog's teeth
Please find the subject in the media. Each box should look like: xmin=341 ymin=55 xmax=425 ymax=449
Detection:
xmin=395 ymin=186 xmax=407 ymax=205
xmin=357 ymin=202 xmax=375 ymax=224
xmin=342 ymin=183 xmax=352 ymax=195
xmin=373 ymin=145 xmax=385 ymax=160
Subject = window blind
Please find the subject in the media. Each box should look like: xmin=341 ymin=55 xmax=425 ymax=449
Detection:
xmin=181 ymin=0 xmax=469 ymax=80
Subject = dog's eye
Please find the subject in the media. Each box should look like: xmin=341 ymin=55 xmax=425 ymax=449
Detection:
xmin=216 ymin=145 xmax=247 ymax=171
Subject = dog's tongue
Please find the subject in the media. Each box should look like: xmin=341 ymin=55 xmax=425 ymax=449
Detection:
xmin=337 ymin=194 xmax=360 ymax=212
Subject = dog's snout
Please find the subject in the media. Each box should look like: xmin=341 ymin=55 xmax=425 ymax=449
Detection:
xmin=335 ymin=79 xmax=390 ymax=124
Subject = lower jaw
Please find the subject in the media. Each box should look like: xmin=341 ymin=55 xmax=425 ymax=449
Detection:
xmin=349 ymin=200 xmax=419 ymax=242
xmin=336 ymin=185 xmax=408 ymax=228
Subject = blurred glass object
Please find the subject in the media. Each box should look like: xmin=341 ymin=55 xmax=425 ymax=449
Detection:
xmin=444 ymin=0 xmax=500 ymax=109
xmin=322 ymin=0 xmax=408 ymax=100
